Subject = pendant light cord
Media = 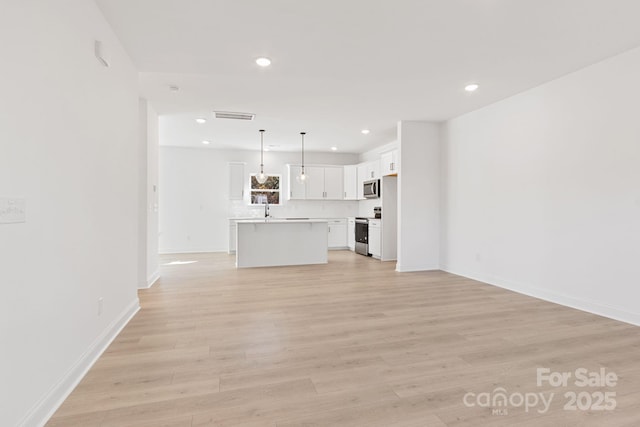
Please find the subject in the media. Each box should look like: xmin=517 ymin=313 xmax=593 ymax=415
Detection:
xmin=259 ymin=129 xmax=265 ymax=173
xmin=300 ymin=132 xmax=306 ymax=173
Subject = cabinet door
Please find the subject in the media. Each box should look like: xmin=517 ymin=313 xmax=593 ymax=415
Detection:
xmin=288 ymin=165 xmax=306 ymax=200
xmin=368 ymin=223 xmax=381 ymax=258
xmin=357 ymin=163 xmax=367 ymax=200
xmin=381 ymin=152 xmax=394 ymax=176
xmin=367 ymin=160 xmax=381 ymax=180
xmin=347 ymin=218 xmax=355 ymax=251
xmin=343 ymin=165 xmax=357 ymax=200
xmin=229 ymin=163 xmax=245 ymax=200
xmin=305 ymin=166 xmax=325 ymax=199
xmin=390 ymin=150 xmax=399 ymax=174
xmin=324 ymin=167 xmax=344 ymax=200
xmin=328 ymin=220 xmax=347 ymax=248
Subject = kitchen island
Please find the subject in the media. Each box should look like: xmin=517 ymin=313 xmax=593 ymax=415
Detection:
xmin=235 ymin=219 xmax=328 ymax=268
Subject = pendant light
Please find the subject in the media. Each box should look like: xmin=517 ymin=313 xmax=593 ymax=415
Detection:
xmin=296 ymin=131 xmax=307 ymax=183
xmin=256 ymin=129 xmax=268 ymax=184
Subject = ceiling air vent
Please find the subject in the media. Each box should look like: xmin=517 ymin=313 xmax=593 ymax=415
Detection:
xmin=214 ymin=111 xmax=255 ymax=121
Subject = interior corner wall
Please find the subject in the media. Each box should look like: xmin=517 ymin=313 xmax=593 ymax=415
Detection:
xmin=146 ymin=102 xmax=160 ymax=287
xmin=397 ymin=121 xmax=440 ymax=272
xmin=0 ymin=2 xmax=140 ymax=426
xmin=441 ymin=46 xmax=640 ymax=325
xmin=139 ymin=99 xmax=159 ymax=288
xmin=138 ymin=99 xmax=149 ymax=288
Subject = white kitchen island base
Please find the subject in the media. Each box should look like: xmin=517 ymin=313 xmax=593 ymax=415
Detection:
xmin=236 ymin=219 xmax=328 ymax=268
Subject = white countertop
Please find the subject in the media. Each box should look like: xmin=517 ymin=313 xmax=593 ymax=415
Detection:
xmin=235 ymin=218 xmax=329 ymax=224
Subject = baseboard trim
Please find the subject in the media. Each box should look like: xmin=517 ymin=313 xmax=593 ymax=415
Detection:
xmin=442 ymin=265 xmax=640 ymax=327
xmin=141 ymin=270 xmax=160 ymax=289
xmin=396 ymin=263 xmax=440 ymax=272
xmin=159 ymin=249 xmax=224 ymax=255
xmin=19 ymin=298 xmax=140 ymax=427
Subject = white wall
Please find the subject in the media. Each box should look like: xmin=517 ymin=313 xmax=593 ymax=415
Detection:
xmin=159 ymin=146 xmax=360 ymax=253
xmin=441 ymin=46 xmax=640 ymax=325
xmin=0 ymin=2 xmax=140 ymax=426
xmin=397 ymin=121 xmax=441 ymax=272
xmin=138 ymin=99 xmax=160 ymax=288
xmin=147 ymin=103 xmax=160 ymax=286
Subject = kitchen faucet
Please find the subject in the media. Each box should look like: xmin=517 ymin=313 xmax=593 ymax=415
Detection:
xmin=264 ymin=200 xmax=270 ymax=218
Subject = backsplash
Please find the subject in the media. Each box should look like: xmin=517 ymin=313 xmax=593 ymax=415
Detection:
xmin=229 ymin=199 xmax=359 ymax=219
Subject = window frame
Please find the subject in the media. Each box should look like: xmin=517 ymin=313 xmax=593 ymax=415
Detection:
xmin=249 ymin=173 xmax=282 ymax=206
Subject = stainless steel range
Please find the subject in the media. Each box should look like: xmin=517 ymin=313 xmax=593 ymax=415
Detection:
xmin=355 ymin=217 xmax=370 ymax=256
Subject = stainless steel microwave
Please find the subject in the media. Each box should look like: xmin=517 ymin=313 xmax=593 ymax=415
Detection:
xmin=363 ymin=179 xmax=380 ymax=198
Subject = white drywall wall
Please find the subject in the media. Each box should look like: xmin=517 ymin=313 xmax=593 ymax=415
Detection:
xmin=441 ymin=47 xmax=640 ymax=325
xmin=0 ymin=2 xmax=140 ymax=425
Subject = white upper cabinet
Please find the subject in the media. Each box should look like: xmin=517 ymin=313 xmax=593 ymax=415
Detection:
xmin=357 ymin=163 xmax=367 ymax=200
xmin=287 ymin=165 xmax=306 ymax=200
xmin=229 ymin=162 xmax=245 ymax=200
xmin=381 ymin=150 xmax=399 ymax=176
xmin=287 ymin=165 xmax=344 ymax=200
xmin=324 ymin=167 xmax=344 ymax=199
xmin=366 ymin=159 xmax=381 ymax=180
xmin=343 ymin=165 xmax=357 ymax=200
xmin=305 ymin=166 xmax=326 ymax=199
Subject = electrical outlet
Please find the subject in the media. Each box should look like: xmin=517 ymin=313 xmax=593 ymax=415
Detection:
xmin=475 ymin=252 xmax=482 ymax=262
xmin=98 ymin=297 xmax=103 ymax=316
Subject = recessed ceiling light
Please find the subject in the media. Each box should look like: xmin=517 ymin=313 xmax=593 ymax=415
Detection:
xmin=202 ymin=140 xmax=211 ymax=145
xmin=361 ymin=129 xmax=370 ymax=135
xmin=256 ymin=57 xmax=271 ymax=67
xmin=331 ymin=146 xmax=338 ymax=151
xmin=195 ymin=118 xmax=206 ymax=124
xmin=465 ymin=83 xmax=479 ymax=92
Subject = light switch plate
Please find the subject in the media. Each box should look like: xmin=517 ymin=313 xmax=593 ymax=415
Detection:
xmin=0 ymin=197 xmax=26 ymax=223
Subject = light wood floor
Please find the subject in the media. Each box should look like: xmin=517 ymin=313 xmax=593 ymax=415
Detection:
xmin=47 ymin=251 xmax=640 ymax=426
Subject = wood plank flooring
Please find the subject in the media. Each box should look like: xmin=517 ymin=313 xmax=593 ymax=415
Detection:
xmin=47 ymin=251 xmax=640 ymax=426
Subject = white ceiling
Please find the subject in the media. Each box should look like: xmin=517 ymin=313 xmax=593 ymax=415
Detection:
xmin=96 ymin=0 xmax=640 ymax=153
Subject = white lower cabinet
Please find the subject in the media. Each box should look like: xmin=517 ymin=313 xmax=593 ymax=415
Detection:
xmin=368 ymin=219 xmax=381 ymax=258
xmin=327 ymin=218 xmax=347 ymax=249
xmin=347 ymin=217 xmax=355 ymax=251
